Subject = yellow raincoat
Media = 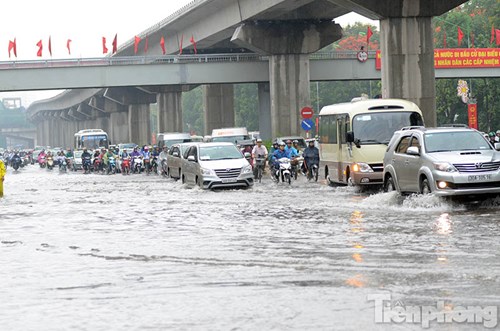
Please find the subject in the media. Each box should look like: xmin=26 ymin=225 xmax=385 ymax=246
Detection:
xmin=0 ymin=159 xmax=5 ymax=197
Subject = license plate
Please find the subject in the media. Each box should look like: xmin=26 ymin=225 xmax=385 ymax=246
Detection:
xmin=221 ymin=178 xmax=237 ymax=183
xmin=468 ymin=174 xmax=492 ymax=182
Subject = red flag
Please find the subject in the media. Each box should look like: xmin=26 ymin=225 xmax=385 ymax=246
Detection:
xmin=179 ymin=34 xmax=183 ymax=55
xmin=457 ymin=27 xmax=464 ymax=46
xmin=366 ymin=26 xmax=373 ymax=44
xmin=144 ymin=36 xmax=149 ymax=53
xmin=36 ymin=40 xmax=43 ymax=57
xmin=443 ymin=30 xmax=447 ymax=48
xmin=160 ymin=36 xmax=166 ymax=55
xmin=67 ymin=39 xmax=72 ymax=55
xmin=134 ymin=36 xmax=141 ymax=54
xmin=102 ymin=37 xmax=108 ymax=54
xmin=491 ymin=25 xmax=495 ymax=44
xmin=112 ymin=34 xmax=117 ymax=54
xmin=48 ymin=36 xmax=52 ymax=57
xmin=189 ymin=35 xmax=197 ymax=54
xmin=496 ymin=29 xmax=500 ymax=46
xmin=8 ymin=39 xmax=17 ymax=58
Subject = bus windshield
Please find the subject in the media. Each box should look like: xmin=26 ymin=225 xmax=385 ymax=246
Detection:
xmin=77 ymin=134 xmax=109 ymax=150
xmin=352 ymin=112 xmax=423 ymax=144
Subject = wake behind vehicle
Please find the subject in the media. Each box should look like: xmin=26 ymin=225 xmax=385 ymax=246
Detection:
xmin=181 ymin=142 xmax=253 ymax=189
xmin=383 ymin=126 xmax=500 ymax=196
xmin=319 ymin=98 xmax=424 ymax=187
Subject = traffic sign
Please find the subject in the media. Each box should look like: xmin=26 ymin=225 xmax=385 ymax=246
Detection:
xmin=300 ymin=106 xmax=314 ymax=119
xmin=301 ymin=118 xmax=314 ymax=131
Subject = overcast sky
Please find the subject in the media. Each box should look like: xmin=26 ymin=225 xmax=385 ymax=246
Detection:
xmin=0 ymin=0 xmax=375 ymax=105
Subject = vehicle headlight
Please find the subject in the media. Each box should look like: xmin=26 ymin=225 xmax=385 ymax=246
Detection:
xmin=201 ymin=168 xmax=215 ymax=176
xmin=433 ymin=162 xmax=457 ymax=172
xmin=352 ymin=162 xmax=373 ymax=173
xmin=242 ymin=165 xmax=253 ymax=174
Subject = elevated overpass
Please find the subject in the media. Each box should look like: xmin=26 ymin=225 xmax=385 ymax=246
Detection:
xmin=25 ymin=0 xmax=470 ymax=145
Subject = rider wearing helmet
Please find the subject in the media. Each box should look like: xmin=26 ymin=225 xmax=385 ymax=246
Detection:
xmin=271 ymin=141 xmax=291 ymax=174
xmin=488 ymin=132 xmax=497 ymax=145
xmin=302 ymin=140 xmax=320 ymax=176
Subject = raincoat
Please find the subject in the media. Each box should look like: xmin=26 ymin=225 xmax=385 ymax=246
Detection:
xmin=0 ymin=159 xmax=5 ymax=197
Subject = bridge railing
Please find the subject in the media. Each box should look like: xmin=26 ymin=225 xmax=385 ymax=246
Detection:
xmin=0 ymin=51 xmax=375 ymax=70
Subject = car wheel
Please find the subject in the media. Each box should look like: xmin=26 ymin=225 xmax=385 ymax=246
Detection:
xmin=384 ymin=175 xmax=396 ymax=192
xmin=421 ymin=177 xmax=432 ymax=195
xmin=181 ymin=173 xmax=186 ymax=184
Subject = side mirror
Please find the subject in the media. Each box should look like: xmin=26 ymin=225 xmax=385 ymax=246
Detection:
xmin=495 ymin=143 xmax=500 ymax=151
xmin=187 ymin=155 xmax=196 ymax=162
xmin=173 ymin=152 xmax=179 ymax=157
xmin=346 ymin=131 xmax=355 ymax=143
xmin=407 ymin=146 xmax=420 ymax=156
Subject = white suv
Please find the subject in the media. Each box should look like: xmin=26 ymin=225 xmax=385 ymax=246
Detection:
xmin=383 ymin=127 xmax=500 ymax=196
xmin=181 ymin=142 xmax=254 ymax=189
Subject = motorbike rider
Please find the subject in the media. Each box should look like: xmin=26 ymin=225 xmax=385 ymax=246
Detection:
xmin=130 ymin=147 xmax=142 ymax=171
xmin=158 ymin=146 xmax=169 ymax=175
xmin=302 ymin=140 xmax=320 ymax=176
xmin=271 ymin=142 xmax=291 ymax=177
xmin=488 ymin=132 xmax=497 ymax=145
xmin=292 ymin=140 xmax=301 ymax=154
xmin=81 ymin=148 xmax=92 ymax=171
xmin=142 ymin=146 xmax=151 ymax=170
xmin=56 ymin=151 xmax=66 ymax=169
xmin=251 ymin=139 xmax=268 ymax=178
xmin=37 ymin=149 xmax=47 ymax=165
xmin=0 ymin=157 xmax=5 ymax=197
xmin=102 ymin=149 xmax=116 ymax=174
xmin=285 ymin=140 xmax=300 ymax=175
xmin=268 ymin=140 xmax=279 ymax=165
xmin=10 ymin=150 xmax=22 ymax=168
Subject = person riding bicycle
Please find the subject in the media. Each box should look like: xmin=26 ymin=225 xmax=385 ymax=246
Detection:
xmin=251 ymin=138 xmax=268 ymax=179
xmin=302 ymin=140 xmax=320 ymax=177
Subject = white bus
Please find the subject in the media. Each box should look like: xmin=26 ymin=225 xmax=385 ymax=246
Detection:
xmin=319 ymin=98 xmax=424 ymax=187
xmin=211 ymin=127 xmax=250 ymax=145
xmin=74 ymin=129 xmax=109 ymax=150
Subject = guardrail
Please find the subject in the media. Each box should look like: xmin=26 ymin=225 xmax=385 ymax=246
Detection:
xmin=0 ymin=51 xmax=377 ymax=69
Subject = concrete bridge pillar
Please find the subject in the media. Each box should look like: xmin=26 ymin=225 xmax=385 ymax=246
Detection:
xmin=128 ymin=104 xmax=151 ymax=146
xmin=203 ymin=84 xmax=235 ymax=135
xmin=157 ymin=88 xmax=183 ymax=133
xmin=231 ymin=20 xmax=342 ymax=137
xmin=258 ymin=83 xmax=272 ymax=141
xmin=110 ymin=111 xmax=129 ymax=144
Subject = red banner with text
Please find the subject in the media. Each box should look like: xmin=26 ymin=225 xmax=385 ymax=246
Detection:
xmin=468 ymin=103 xmax=478 ymax=130
xmin=375 ymin=48 xmax=500 ymax=70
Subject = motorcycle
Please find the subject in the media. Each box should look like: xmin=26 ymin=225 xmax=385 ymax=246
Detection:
xmin=46 ymin=155 xmax=54 ymax=170
xmin=143 ymin=158 xmax=151 ymax=175
xmin=159 ymin=159 xmax=169 ymax=177
xmin=121 ymin=157 xmax=131 ymax=175
xmin=254 ymin=156 xmax=266 ymax=183
xmin=106 ymin=156 xmax=117 ymax=175
xmin=151 ymin=156 xmax=159 ymax=175
xmin=291 ymin=156 xmax=304 ymax=180
xmin=59 ymin=158 xmax=68 ymax=173
xmin=133 ymin=156 xmax=143 ymax=174
xmin=82 ymin=156 xmax=92 ymax=174
xmin=273 ymin=157 xmax=292 ymax=185
xmin=11 ymin=156 xmax=22 ymax=171
xmin=39 ymin=156 xmax=46 ymax=168
xmin=93 ymin=158 xmax=103 ymax=174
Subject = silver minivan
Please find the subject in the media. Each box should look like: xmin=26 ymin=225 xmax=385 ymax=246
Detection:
xmin=167 ymin=142 xmax=200 ymax=180
xmin=383 ymin=126 xmax=500 ymax=196
xmin=181 ymin=142 xmax=254 ymax=189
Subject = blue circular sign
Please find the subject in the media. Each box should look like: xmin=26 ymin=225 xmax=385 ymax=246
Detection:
xmin=301 ymin=119 xmax=314 ymax=131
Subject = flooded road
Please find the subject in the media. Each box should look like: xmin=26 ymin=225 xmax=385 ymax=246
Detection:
xmin=1 ymin=166 xmax=500 ymax=330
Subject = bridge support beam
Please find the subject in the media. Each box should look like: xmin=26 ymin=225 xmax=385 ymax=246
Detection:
xmin=157 ymin=88 xmax=183 ymax=133
xmin=231 ymin=20 xmax=342 ymax=137
xmin=110 ymin=111 xmax=130 ymax=144
xmin=203 ymin=84 xmax=234 ymax=135
xmin=258 ymin=83 xmax=272 ymax=141
xmin=340 ymin=0 xmax=468 ymax=126
xmin=128 ymin=104 xmax=151 ymax=146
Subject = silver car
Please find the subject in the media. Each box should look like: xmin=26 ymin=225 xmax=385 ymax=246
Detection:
xmin=166 ymin=142 xmax=200 ymax=180
xmin=181 ymin=142 xmax=254 ymax=189
xmin=383 ymin=126 xmax=500 ymax=196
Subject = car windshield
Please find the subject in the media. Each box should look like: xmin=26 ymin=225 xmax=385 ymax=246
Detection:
xmin=211 ymin=135 xmax=249 ymax=144
xmin=424 ymin=131 xmax=492 ymax=153
xmin=164 ymin=139 xmax=192 ymax=148
xmin=119 ymin=143 xmax=137 ymax=149
xmin=353 ymin=111 xmax=423 ymax=144
xmin=199 ymin=145 xmax=243 ymax=161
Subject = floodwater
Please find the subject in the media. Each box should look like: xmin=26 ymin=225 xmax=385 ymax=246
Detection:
xmin=1 ymin=165 xmax=500 ymax=330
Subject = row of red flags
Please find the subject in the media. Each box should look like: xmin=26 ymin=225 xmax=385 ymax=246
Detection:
xmin=7 ymin=34 xmax=198 ymax=58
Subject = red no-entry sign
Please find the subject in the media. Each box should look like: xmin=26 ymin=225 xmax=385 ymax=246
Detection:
xmin=301 ymin=107 xmax=314 ymax=119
